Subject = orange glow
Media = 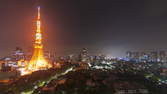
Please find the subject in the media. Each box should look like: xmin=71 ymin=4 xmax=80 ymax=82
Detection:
xmin=20 ymin=6 xmax=52 ymax=75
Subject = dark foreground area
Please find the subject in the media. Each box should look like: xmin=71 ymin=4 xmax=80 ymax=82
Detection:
xmin=34 ymin=69 xmax=166 ymax=94
xmin=0 ymin=64 xmax=167 ymax=94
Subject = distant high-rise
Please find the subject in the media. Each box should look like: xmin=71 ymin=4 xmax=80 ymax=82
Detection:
xmin=159 ymin=51 xmax=166 ymax=62
xmin=79 ymin=48 xmax=89 ymax=62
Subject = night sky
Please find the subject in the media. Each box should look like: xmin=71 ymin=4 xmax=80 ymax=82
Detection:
xmin=0 ymin=0 xmax=167 ymax=57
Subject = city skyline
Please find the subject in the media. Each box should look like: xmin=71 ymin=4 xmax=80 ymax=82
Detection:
xmin=0 ymin=0 xmax=167 ymax=57
xmin=0 ymin=1 xmax=167 ymax=93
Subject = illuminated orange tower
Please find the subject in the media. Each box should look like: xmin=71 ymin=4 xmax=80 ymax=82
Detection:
xmin=27 ymin=6 xmax=52 ymax=71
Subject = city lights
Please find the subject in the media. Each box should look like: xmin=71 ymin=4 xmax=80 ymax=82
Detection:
xmin=0 ymin=1 xmax=167 ymax=94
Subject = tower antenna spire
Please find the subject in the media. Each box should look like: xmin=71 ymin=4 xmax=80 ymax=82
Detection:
xmin=37 ymin=6 xmax=40 ymax=20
